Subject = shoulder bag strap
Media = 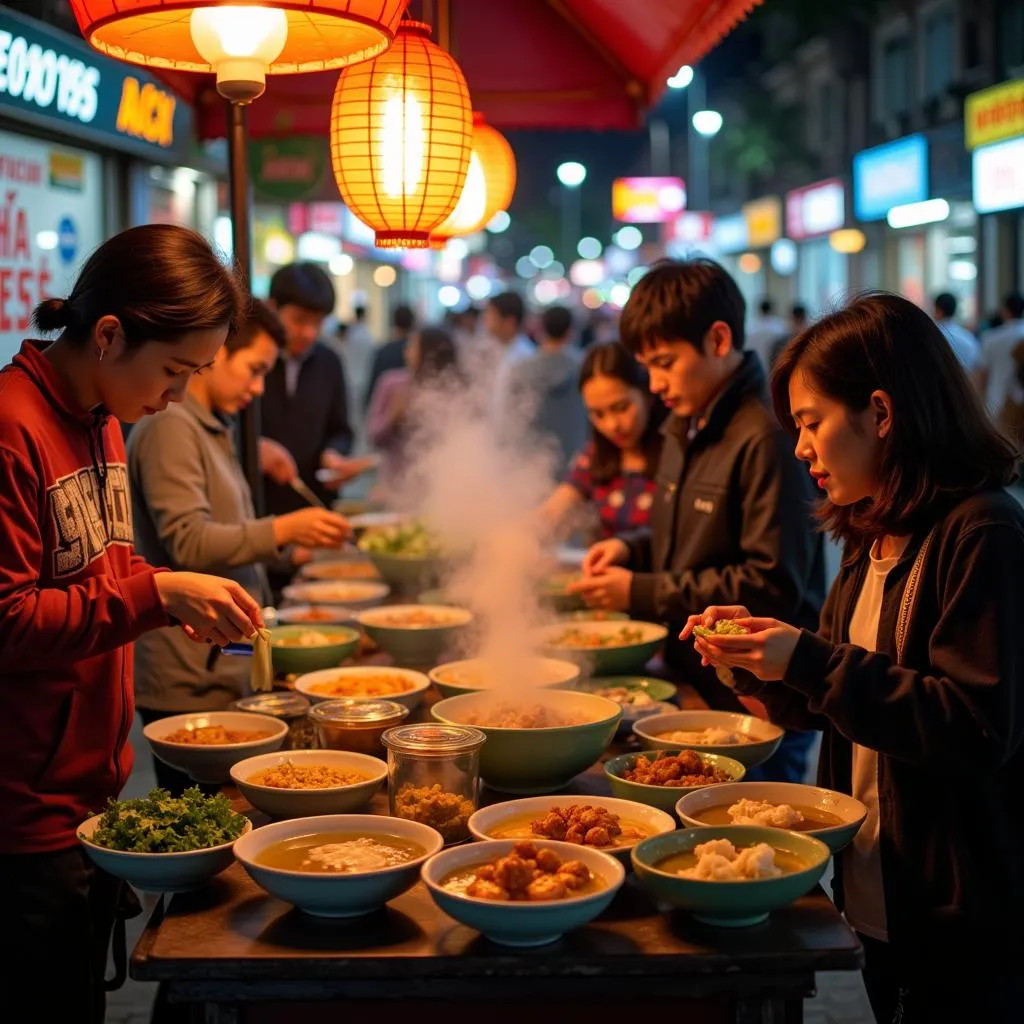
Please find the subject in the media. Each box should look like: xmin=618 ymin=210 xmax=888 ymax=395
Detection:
xmin=894 ymin=528 xmax=937 ymax=666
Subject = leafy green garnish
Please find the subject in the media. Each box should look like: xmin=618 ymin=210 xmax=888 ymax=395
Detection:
xmin=358 ymin=521 xmax=443 ymax=557
xmin=88 ymin=787 xmax=247 ymax=853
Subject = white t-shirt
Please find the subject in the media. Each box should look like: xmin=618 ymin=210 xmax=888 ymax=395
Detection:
xmin=979 ymin=319 xmax=1024 ymax=417
xmin=843 ymin=538 xmax=906 ymax=942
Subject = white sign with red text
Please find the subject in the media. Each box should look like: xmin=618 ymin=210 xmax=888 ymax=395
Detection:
xmin=0 ymin=129 xmax=103 ymax=366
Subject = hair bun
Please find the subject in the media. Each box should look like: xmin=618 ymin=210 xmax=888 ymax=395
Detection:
xmin=31 ymin=297 xmax=71 ymax=334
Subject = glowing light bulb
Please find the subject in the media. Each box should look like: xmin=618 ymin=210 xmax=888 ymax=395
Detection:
xmin=437 ymin=153 xmax=487 ymax=235
xmin=380 ymin=93 xmax=425 ymax=199
xmin=189 ymin=7 xmax=287 ymax=101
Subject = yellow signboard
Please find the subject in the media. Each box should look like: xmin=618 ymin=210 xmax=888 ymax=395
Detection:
xmin=965 ymin=79 xmax=1024 ymax=150
xmin=116 ymin=77 xmax=176 ymax=149
xmin=742 ymin=196 xmax=782 ymax=249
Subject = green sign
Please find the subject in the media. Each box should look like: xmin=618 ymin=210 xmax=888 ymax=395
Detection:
xmin=249 ymin=137 xmax=327 ymax=203
xmin=0 ymin=8 xmax=193 ymax=162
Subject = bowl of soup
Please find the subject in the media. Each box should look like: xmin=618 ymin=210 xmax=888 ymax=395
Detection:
xmin=294 ymin=667 xmax=431 ymax=710
xmin=274 ymin=604 xmax=358 ymax=627
xmin=632 ymin=710 xmax=784 ymax=770
xmin=143 ymin=712 xmax=289 ymax=785
xmin=230 ymin=750 xmax=387 ymax=819
xmin=535 ymin=620 xmax=669 ymax=676
xmin=299 ymin=558 xmax=381 ymax=582
xmin=675 ymin=782 xmax=868 ymax=854
xmin=264 ymin=624 xmax=360 ymax=674
xmin=631 ymin=825 xmax=831 ymax=928
xmin=428 ymin=657 xmax=580 ymax=699
xmin=358 ymin=605 xmax=474 ymax=667
xmin=234 ymin=814 xmax=443 ymax=918
xmin=431 ymin=691 xmax=621 ymax=794
xmin=468 ymin=796 xmax=675 ymax=865
xmin=603 ymin=749 xmax=747 ymax=814
xmin=421 ymin=838 xmax=625 ymax=947
xmin=282 ymin=581 xmax=391 ymax=608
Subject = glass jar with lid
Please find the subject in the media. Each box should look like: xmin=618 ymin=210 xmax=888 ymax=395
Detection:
xmin=381 ymin=724 xmax=486 ymax=845
xmin=233 ymin=693 xmax=316 ymax=750
xmin=308 ymin=699 xmax=409 ymax=756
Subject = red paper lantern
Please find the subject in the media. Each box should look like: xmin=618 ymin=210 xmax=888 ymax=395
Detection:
xmin=330 ymin=21 xmax=473 ymax=249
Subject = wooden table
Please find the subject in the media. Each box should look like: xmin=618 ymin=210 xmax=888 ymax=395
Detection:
xmin=133 ymin=600 xmax=861 ymax=1022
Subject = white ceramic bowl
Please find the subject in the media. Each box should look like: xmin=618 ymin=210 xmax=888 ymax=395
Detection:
xmin=282 ymin=581 xmax=391 ymax=608
xmin=468 ymin=795 xmax=675 ymax=864
xmin=422 ymin=838 xmax=625 ymax=947
xmin=358 ymin=604 xmax=474 ymax=667
xmin=273 ymin=604 xmax=358 ymax=626
xmin=428 ymin=657 xmax=580 ymax=699
xmin=675 ymin=781 xmax=868 ymax=854
xmin=230 ymin=750 xmax=387 ymax=819
xmin=144 ymin=712 xmax=289 ymax=785
xmin=294 ymin=666 xmax=431 ymax=710
xmin=78 ymin=815 xmax=252 ymax=893
xmin=632 ymin=709 xmax=784 ymax=769
xmin=234 ymin=814 xmax=443 ymax=918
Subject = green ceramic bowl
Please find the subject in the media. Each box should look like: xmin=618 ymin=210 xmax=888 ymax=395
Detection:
xmin=632 ymin=710 xmax=784 ymax=770
xmin=366 ymin=552 xmax=443 ymax=596
xmin=536 ymin=620 xmax=669 ymax=676
xmin=603 ymin=749 xmax=747 ymax=814
xmin=675 ymin=782 xmax=868 ymax=854
xmin=428 ymin=657 xmax=581 ymax=699
xmin=538 ymin=571 xmax=585 ymax=613
xmin=357 ymin=605 xmax=474 ymax=667
xmin=577 ymin=675 xmax=678 ymax=737
xmin=631 ymin=825 xmax=831 ymax=927
xmin=431 ymin=690 xmax=621 ymax=794
xmin=267 ymin=624 xmax=360 ymax=674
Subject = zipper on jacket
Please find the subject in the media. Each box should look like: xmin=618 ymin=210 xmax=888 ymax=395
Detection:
xmin=113 ymin=646 xmax=130 ymax=794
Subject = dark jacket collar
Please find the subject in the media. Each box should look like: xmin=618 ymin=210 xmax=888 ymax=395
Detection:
xmin=662 ymin=351 xmax=767 ymax=446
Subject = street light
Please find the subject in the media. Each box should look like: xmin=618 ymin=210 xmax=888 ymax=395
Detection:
xmin=692 ymin=109 xmax=724 ymax=138
xmin=556 ymin=162 xmax=587 ymax=264
xmin=667 ymin=64 xmax=694 ymax=90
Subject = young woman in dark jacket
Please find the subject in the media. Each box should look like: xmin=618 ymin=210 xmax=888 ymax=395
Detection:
xmin=683 ymin=293 xmax=1024 ymax=1024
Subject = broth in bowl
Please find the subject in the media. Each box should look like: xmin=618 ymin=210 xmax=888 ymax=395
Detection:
xmin=257 ymin=831 xmax=427 ymax=874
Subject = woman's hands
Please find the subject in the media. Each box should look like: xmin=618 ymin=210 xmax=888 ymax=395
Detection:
xmin=156 ymin=572 xmax=264 ymax=647
xmin=274 ymin=508 xmax=351 ymax=549
xmin=680 ymin=606 xmax=802 ymax=682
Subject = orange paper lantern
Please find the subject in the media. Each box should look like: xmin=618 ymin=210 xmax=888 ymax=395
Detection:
xmin=70 ymin=1 xmax=409 ymax=99
xmin=330 ymin=21 xmax=473 ymax=249
xmin=430 ymin=113 xmax=517 ymax=247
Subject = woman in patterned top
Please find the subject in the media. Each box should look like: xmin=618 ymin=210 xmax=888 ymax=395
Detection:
xmin=540 ymin=342 xmax=666 ymax=541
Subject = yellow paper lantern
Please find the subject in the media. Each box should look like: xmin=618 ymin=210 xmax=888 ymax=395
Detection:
xmin=331 ymin=21 xmax=473 ymax=249
xmin=430 ymin=113 xmax=517 ymax=247
xmin=70 ymin=1 xmax=409 ymax=100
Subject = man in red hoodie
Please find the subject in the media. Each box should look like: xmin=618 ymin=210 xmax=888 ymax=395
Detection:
xmin=0 ymin=225 xmax=265 ymax=1023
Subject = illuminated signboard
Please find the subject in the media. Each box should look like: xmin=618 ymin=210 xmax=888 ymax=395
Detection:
xmin=612 ymin=176 xmax=686 ymax=223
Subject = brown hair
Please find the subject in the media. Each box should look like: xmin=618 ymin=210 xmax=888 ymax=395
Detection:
xmin=580 ymin=341 xmax=666 ymax=485
xmin=225 ymin=298 xmax=287 ymax=354
xmin=32 ymin=224 xmax=246 ymax=347
xmin=771 ymin=292 xmax=1019 ymax=550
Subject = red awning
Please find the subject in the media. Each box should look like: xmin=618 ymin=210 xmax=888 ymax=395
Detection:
xmin=176 ymin=0 xmax=759 ymax=138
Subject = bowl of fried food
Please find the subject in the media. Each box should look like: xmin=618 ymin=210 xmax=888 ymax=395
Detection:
xmin=431 ymin=691 xmax=621 ymax=794
xmin=632 ymin=710 xmax=784 ymax=770
xmin=358 ymin=604 xmax=473 ymax=667
xmin=535 ymin=620 xmax=668 ymax=676
xmin=143 ymin=712 xmax=289 ymax=785
xmin=231 ymin=750 xmax=387 ymax=819
xmin=422 ymin=839 xmax=625 ymax=947
xmin=78 ymin=788 xmax=251 ymax=892
xmin=468 ymin=796 xmax=675 ymax=865
xmin=603 ymin=748 xmax=747 ymax=814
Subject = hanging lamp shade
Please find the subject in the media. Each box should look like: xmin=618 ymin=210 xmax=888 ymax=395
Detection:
xmin=330 ymin=20 xmax=473 ymax=249
xmin=70 ymin=1 xmax=410 ymax=100
xmin=430 ymin=113 xmax=517 ymax=247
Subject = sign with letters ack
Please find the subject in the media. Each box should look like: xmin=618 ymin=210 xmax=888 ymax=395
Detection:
xmin=0 ymin=8 xmax=192 ymax=162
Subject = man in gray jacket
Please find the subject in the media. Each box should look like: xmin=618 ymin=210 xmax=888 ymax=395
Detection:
xmin=128 ymin=301 xmax=349 ymax=792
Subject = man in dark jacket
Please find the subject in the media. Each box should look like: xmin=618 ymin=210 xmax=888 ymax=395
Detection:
xmin=260 ymin=263 xmax=372 ymax=516
xmin=573 ymin=258 xmax=824 ymax=781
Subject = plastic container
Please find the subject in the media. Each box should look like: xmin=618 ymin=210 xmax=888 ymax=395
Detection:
xmin=382 ymin=724 xmax=486 ymax=845
xmin=309 ymin=699 xmax=409 ymax=756
xmin=233 ymin=693 xmax=316 ymax=750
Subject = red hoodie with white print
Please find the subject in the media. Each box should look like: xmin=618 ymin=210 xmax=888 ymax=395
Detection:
xmin=0 ymin=340 xmax=170 ymax=854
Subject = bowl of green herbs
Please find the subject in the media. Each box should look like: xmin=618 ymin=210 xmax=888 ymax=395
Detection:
xmin=78 ymin=788 xmax=251 ymax=892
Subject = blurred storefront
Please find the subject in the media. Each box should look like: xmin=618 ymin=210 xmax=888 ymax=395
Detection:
xmin=0 ymin=7 xmax=198 ymax=364
xmin=966 ymin=78 xmax=1024 ymax=319
xmin=784 ymin=179 xmax=849 ymax=315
